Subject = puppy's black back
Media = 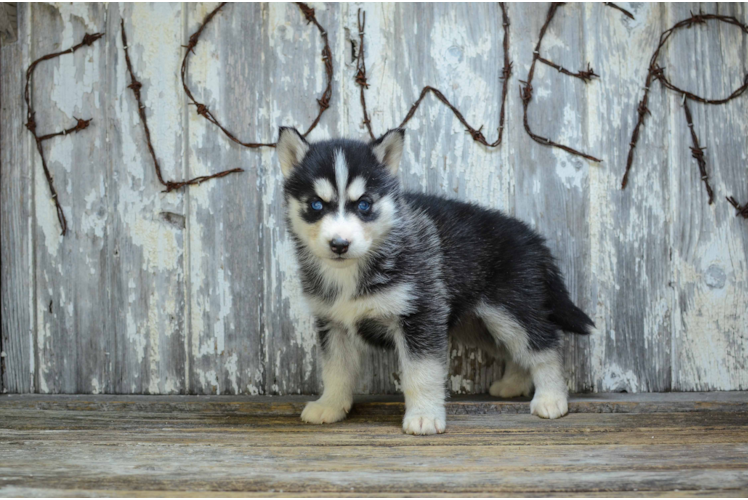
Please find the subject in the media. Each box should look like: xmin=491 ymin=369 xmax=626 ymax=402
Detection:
xmin=404 ymin=192 xmax=594 ymax=350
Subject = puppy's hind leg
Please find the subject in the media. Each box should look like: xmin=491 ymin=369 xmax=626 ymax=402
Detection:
xmin=527 ymin=349 xmax=568 ymax=419
xmin=477 ymin=303 xmax=568 ymax=419
xmin=301 ymin=321 xmax=362 ymax=424
xmin=489 ymin=357 xmax=534 ymax=398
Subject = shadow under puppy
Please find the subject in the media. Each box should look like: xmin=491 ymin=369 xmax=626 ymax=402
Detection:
xmin=277 ymin=127 xmax=594 ymax=435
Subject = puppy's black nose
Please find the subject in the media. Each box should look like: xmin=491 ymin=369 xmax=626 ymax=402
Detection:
xmin=329 ymin=237 xmax=350 ymax=255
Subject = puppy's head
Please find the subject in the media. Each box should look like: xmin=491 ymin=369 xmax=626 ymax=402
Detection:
xmin=277 ymin=127 xmax=404 ymax=267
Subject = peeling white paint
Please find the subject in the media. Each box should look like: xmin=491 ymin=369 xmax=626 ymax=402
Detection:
xmin=126 ymin=308 xmax=146 ymax=364
xmin=225 ymin=352 xmax=239 ymax=394
xmin=213 ymin=267 xmax=233 ymax=355
xmin=602 ymin=363 xmax=640 ymax=393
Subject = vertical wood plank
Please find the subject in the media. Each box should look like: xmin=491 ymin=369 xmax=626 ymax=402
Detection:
xmin=30 ymin=3 xmax=112 ymax=393
xmin=184 ymin=2 xmax=267 ymax=395
xmin=667 ymin=2 xmax=748 ymax=391
xmin=259 ymin=2 xmax=344 ymax=395
xmin=108 ymin=3 xmax=187 ymax=394
xmin=184 ymin=3 xmax=343 ymax=394
xmin=586 ymin=3 xmax=674 ymax=392
xmin=1 ymin=4 xmax=33 ymax=393
xmin=509 ymin=3 xmax=595 ymax=392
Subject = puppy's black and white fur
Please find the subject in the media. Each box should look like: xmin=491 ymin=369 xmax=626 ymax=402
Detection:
xmin=278 ymin=127 xmax=594 ymax=435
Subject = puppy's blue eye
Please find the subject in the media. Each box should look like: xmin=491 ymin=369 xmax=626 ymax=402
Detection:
xmin=310 ymin=200 xmax=323 ymax=211
xmin=358 ymin=200 xmax=371 ymax=212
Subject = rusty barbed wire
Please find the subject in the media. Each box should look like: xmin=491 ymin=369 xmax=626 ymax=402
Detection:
xmin=682 ymin=98 xmax=714 ymax=204
xmin=537 ymin=58 xmax=598 ymax=83
xmin=604 ymin=3 xmax=635 ymax=21
xmin=622 ymin=11 xmax=748 ymax=216
xmin=519 ymin=2 xmax=634 ymax=163
xmin=180 ymin=2 xmax=334 ymax=148
xmin=356 ymin=9 xmax=374 ymax=140
xmin=356 ymin=3 xmax=512 ymax=147
xmin=24 ymin=31 xmax=105 ymax=236
xmin=726 ymin=196 xmax=748 ymax=219
xmin=121 ymin=19 xmax=242 ymax=192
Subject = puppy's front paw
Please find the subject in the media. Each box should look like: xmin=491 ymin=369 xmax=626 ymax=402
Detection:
xmin=301 ymin=400 xmax=349 ymax=424
xmin=402 ymin=411 xmax=447 ymax=435
xmin=530 ymin=391 xmax=568 ymax=419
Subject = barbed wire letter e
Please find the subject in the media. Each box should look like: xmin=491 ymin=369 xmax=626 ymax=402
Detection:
xmin=520 ymin=2 xmax=634 ymax=163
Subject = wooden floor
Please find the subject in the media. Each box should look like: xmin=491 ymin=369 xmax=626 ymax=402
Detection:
xmin=1 ymin=393 xmax=747 ymax=497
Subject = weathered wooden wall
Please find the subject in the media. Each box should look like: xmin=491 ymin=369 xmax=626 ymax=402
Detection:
xmin=1 ymin=2 xmax=746 ymax=395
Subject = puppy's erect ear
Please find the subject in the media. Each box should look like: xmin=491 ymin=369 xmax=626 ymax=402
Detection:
xmin=277 ymin=127 xmax=310 ymax=178
xmin=371 ymin=128 xmax=405 ymax=175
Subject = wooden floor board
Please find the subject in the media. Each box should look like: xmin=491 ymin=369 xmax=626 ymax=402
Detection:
xmin=1 ymin=393 xmax=747 ymax=496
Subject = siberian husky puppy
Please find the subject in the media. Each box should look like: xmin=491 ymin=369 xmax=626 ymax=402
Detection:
xmin=277 ymin=127 xmax=594 ymax=435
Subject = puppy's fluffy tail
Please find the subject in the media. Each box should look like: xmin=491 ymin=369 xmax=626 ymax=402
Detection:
xmin=546 ymin=267 xmax=595 ymax=335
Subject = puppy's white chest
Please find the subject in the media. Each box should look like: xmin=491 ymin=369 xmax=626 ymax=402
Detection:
xmin=309 ymin=282 xmax=415 ymax=330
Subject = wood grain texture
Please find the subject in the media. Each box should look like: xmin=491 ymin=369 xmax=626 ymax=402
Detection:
xmin=0 ymin=3 xmax=746 ymax=395
xmin=2 ymin=391 xmax=747 ymax=415
xmin=666 ymin=2 xmax=748 ymax=391
xmin=27 ymin=3 xmax=112 ymax=393
xmin=183 ymin=3 xmax=343 ymax=395
xmin=585 ymin=3 xmax=675 ymax=392
xmin=109 ymin=4 xmax=188 ymax=394
xmin=513 ymin=3 xmax=595 ymax=393
xmin=0 ymin=3 xmax=17 ymax=44
xmin=1 ymin=9 xmax=33 ymax=394
xmin=185 ymin=2 xmax=264 ymax=396
xmin=1 ymin=394 xmax=747 ymax=496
